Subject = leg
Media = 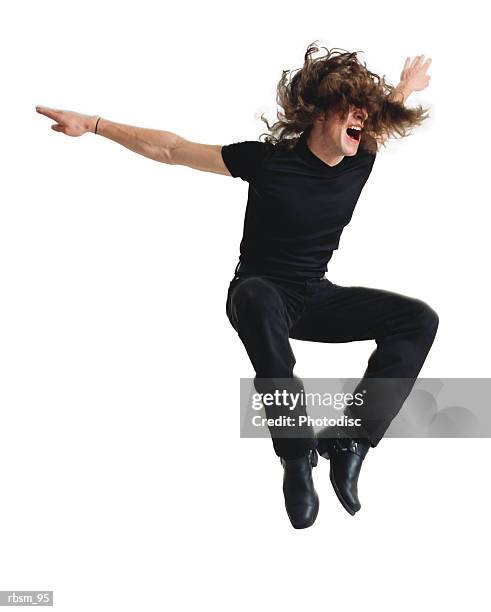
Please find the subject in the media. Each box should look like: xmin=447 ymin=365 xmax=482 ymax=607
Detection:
xmin=290 ymin=280 xmax=438 ymax=514
xmin=226 ymin=275 xmax=316 ymax=458
xmin=290 ymin=280 xmax=439 ymax=445
xmin=226 ymin=275 xmax=319 ymax=528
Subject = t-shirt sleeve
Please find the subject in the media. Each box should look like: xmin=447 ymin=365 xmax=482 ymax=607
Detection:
xmin=220 ymin=140 xmax=270 ymax=182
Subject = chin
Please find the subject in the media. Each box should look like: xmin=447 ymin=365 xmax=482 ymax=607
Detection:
xmin=341 ymin=135 xmax=360 ymax=155
xmin=343 ymin=146 xmax=359 ymax=157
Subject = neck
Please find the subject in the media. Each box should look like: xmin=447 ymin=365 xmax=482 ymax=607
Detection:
xmin=306 ymin=126 xmax=344 ymax=168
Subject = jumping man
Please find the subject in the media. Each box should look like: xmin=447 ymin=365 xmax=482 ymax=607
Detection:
xmin=36 ymin=42 xmax=437 ymax=529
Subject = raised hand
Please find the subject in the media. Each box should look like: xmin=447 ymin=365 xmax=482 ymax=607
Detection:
xmin=35 ymin=106 xmax=98 ymax=137
xmin=399 ymin=55 xmax=432 ymax=93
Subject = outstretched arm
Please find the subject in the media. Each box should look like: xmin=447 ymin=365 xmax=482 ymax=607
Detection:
xmin=35 ymin=106 xmax=232 ymax=176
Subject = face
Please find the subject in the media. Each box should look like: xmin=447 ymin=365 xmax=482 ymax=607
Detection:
xmin=318 ymin=105 xmax=368 ymax=156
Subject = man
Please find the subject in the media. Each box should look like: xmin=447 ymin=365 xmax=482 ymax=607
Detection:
xmin=36 ymin=43 xmax=438 ymax=529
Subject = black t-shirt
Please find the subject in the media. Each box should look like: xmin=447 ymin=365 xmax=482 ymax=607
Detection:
xmin=221 ymin=128 xmax=377 ymax=280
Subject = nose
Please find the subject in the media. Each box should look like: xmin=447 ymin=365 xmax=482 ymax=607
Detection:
xmin=354 ymin=107 xmax=367 ymax=123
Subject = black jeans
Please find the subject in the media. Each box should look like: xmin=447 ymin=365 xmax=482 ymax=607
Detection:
xmin=226 ymin=271 xmax=439 ymax=459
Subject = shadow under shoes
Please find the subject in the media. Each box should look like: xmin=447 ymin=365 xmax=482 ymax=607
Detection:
xmin=281 ymin=449 xmax=319 ymax=529
xmin=317 ymin=434 xmax=370 ymax=516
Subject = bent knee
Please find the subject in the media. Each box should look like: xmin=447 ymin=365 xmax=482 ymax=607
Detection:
xmin=232 ymin=277 xmax=284 ymax=317
xmin=412 ymin=299 xmax=439 ymax=337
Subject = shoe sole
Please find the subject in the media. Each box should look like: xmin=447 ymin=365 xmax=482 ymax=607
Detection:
xmin=320 ymin=452 xmax=358 ymax=516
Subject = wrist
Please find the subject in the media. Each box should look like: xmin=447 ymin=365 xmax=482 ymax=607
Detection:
xmin=393 ymin=83 xmax=411 ymax=104
xmin=87 ymin=115 xmax=101 ymax=134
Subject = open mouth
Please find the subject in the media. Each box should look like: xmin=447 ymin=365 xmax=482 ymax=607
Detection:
xmin=346 ymin=126 xmax=362 ymax=142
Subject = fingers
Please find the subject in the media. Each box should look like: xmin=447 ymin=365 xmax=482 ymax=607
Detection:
xmin=409 ymin=55 xmax=432 ymax=69
xmin=51 ymin=124 xmax=65 ymax=133
xmin=36 ymin=105 xmax=63 ymax=121
xmin=414 ymin=56 xmax=432 ymax=75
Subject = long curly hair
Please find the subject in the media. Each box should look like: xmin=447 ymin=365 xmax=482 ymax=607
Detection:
xmin=259 ymin=42 xmax=429 ymax=154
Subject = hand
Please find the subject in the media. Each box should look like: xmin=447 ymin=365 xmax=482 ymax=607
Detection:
xmin=35 ymin=106 xmax=98 ymax=137
xmin=399 ymin=55 xmax=432 ymax=94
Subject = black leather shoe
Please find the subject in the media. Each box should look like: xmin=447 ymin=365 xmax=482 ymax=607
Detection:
xmin=280 ymin=449 xmax=319 ymax=529
xmin=318 ymin=437 xmax=370 ymax=516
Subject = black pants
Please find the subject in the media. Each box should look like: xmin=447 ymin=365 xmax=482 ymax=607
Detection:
xmin=226 ymin=271 xmax=439 ymax=459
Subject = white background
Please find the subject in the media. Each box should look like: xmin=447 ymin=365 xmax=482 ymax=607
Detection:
xmin=1 ymin=1 xmax=490 ymax=610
